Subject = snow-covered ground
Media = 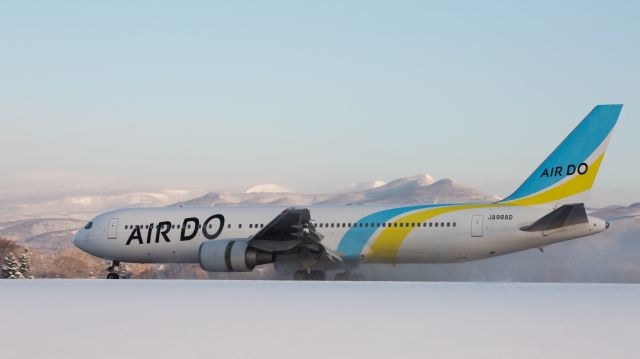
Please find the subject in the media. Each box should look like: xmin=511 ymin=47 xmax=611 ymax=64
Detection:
xmin=1 ymin=280 xmax=638 ymax=359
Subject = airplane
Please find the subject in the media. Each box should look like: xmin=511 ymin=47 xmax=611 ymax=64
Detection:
xmin=73 ymin=104 xmax=623 ymax=280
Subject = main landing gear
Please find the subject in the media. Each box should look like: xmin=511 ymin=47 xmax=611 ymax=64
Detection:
xmin=106 ymin=261 xmax=121 ymax=279
xmin=293 ymin=269 xmax=326 ymax=281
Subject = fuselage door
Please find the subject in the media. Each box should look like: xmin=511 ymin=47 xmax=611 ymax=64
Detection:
xmin=107 ymin=218 xmax=119 ymax=239
xmin=471 ymin=215 xmax=484 ymax=237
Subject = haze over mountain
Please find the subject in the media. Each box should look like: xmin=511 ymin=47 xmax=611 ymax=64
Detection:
xmin=319 ymin=175 xmax=499 ymax=205
xmin=175 ymin=174 xmax=497 ymax=207
xmin=0 ymin=189 xmax=205 ymax=222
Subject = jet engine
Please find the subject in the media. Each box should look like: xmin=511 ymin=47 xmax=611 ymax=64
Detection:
xmin=198 ymin=239 xmax=275 ymax=272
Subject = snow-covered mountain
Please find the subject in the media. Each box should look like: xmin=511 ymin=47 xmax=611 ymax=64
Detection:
xmin=344 ymin=180 xmax=388 ymax=193
xmin=175 ymin=175 xmax=498 ymax=207
xmin=244 ymin=184 xmax=293 ymax=193
xmin=0 ymin=189 xmax=205 ymax=222
xmin=173 ymin=192 xmax=331 ymax=207
xmin=0 ymin=218 xmax=85 ymax=242
xmin=589 ymin=203 xmax=640 ymax=222
xmin=320 ymin=175 xmax=499 ymax=205
xmin=0 ymin=218 xmax=86 ymax=253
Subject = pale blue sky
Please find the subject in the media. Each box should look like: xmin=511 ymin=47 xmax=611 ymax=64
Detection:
xmin=1 ymin=1 xmax=639 ymax=203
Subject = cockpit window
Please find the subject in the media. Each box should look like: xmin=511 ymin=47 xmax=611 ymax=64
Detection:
xmin=84 ymin=221 xmax=93 ymax=229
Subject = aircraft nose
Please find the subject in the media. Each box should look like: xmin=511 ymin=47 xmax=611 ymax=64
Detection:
xmin=73 ymin=230 xmax=86 ymax=250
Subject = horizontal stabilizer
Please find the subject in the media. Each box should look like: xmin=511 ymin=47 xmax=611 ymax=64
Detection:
xmin=520 ymin=203 xmax=588 ymax=232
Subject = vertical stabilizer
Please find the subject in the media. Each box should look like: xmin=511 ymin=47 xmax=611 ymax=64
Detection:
xmin=499 ymin=105 xmax=622 ymax=208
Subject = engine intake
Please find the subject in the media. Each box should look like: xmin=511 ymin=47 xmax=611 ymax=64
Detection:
xmin=199 ymin=239 xmax=275 ymax=272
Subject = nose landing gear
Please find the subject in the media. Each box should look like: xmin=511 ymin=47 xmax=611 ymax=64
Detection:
xmin=106 ymin=261 xmax=121 ymax=279
xmin=106 ymin=272 xmax=120 ymax=280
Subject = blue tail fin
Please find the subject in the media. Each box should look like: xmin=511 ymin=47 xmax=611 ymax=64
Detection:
xmin=499 ymin=105 xmax=622 ymax=208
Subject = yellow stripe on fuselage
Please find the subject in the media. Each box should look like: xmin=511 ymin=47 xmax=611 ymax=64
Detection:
xmin=367 ymin=203 xmax=491 ymax=262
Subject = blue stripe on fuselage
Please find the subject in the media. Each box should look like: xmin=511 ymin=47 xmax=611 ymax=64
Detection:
xmin=337 ymin=204 xmax=446 ymax=260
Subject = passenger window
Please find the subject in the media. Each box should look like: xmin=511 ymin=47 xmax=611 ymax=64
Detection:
xmin=238 ymin=224 xmax=242 ymax=229
xmin=447 ymin=222 xmax=450 ymax=227
xmin=453 ymin=222 xmax=456 ymax=227
xmin=227 ymin=224 xmax=231 ymax=228
xmin=393 ymin=223 xmax=397 ymax=227
xmin=441 ymin=222 xmax=444 ymax=227
xmin=331 ymin=223 xmax=334 ymax=228
xmin=342 ymin=223 xmax=346 ymax=228
xmin=250 ymin=224 xmax=253 ymax=228
xmin=435 ymin=222 xmax=438 ymax=227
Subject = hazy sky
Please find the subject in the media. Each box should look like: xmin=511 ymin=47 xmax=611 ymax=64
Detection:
xmin=1 ymin=1 xmax=639 ymax=203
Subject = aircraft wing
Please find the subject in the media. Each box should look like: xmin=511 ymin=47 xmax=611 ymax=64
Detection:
xmin=520 ymin=203 xmax=589 ymax=232
xmin=248 ymin=208 xmax=326 ymax=253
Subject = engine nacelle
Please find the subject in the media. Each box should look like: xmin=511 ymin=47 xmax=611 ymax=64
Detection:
xmin=198 ymin=239 xmax=275 ymax=272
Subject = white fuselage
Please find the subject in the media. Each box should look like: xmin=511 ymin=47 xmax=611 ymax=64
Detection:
xmin=73 ymin=203 xmax=607 ymax=265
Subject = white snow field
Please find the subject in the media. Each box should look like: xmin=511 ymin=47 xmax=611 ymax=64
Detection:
xmin=1 ymin=280 xmax=639 ymax=359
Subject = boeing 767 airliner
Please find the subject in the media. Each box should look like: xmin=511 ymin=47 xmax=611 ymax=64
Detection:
xmin=74 ymin=105 xmax=622 ymax=280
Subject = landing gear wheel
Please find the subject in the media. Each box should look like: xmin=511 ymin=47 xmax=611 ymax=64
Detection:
xmin=106 ymin=272 xmax=120 ymax=279
xmin=105 ymin=260 xmax=122 ymax=279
